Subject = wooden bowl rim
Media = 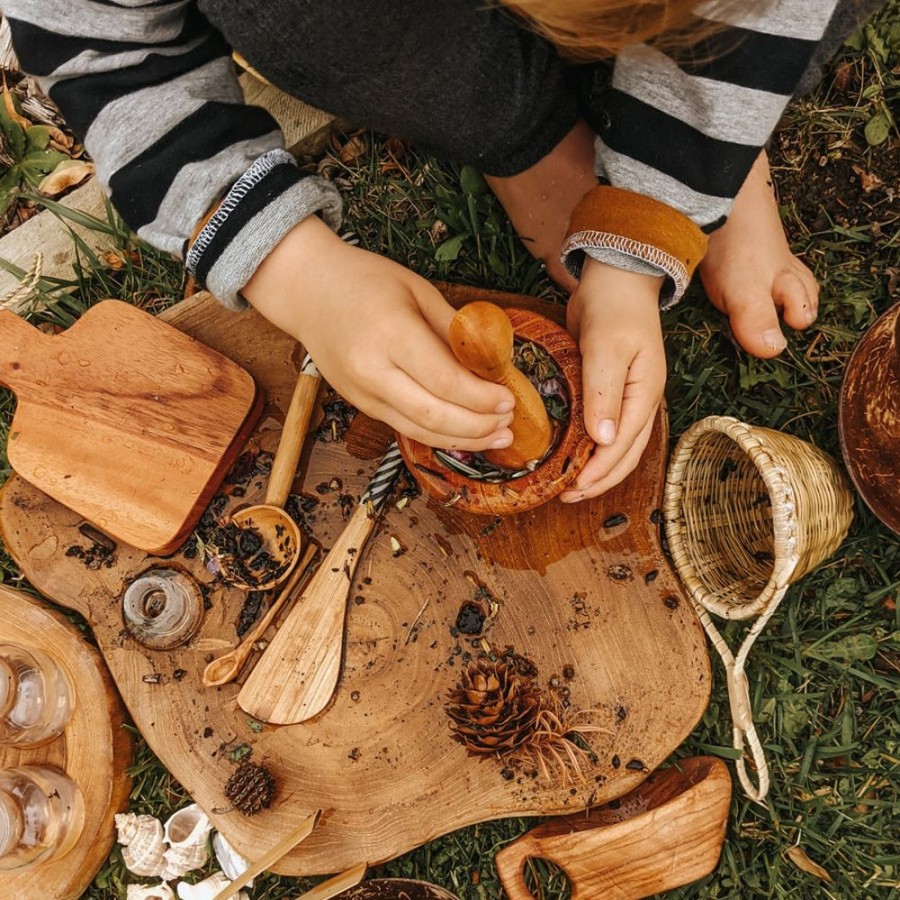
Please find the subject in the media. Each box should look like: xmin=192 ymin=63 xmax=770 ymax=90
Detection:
xmin=397 ymin=307 xmax=593 ymax=514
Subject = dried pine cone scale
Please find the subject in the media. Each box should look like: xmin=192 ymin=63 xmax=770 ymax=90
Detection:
xmin=446 ymin=657 xmax=608 ymax=782
xmin=225 ymin=761 xmax=276 ymax=816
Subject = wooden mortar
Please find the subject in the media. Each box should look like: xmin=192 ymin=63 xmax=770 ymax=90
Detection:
xmin=397 ymin=307 xmax=593 ymax=516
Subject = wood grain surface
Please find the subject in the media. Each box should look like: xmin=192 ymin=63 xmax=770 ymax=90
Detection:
xmin=0 ymin=288 xmax=710 ymax=876
xmin=495 ymin=756 xmax=731 ymax=900
xmin=0 ymin=300 xmax=261 ymax=554
xmin=839 ymin=301 xmax=900 ymax=534
xmin=0 ymin=586 xmax=133 ymax=899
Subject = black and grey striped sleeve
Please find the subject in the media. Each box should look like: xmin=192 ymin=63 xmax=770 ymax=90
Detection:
xmin=4 ymin=0 xmax=341 ymax=309
xmin=571 ymin=0 xmax=839 ymax=305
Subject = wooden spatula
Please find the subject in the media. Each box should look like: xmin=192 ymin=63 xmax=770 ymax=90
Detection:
xmin=0 ymin=300 xmax=260 ymax=554
xmin=237 ymin=443 xmax=405 ymax=724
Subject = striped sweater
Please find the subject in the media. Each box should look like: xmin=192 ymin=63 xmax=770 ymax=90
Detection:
xmin=4 ymin=1 xmax=840 ymax=308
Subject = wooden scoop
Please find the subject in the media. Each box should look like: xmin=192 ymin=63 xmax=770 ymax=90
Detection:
xmin=237 ymin=443 xmax=405 ymax=724
xmin=217 ymin=355 xmax=320 ymax=591
xmin=202 ymin=542 xmax=318 ymax=686
xmin=495 ymin=757 xmax=732 ymax=900
xmin=449 ymin=301 xmax=552 ymax=470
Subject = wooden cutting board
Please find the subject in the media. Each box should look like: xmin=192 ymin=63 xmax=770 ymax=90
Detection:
xmin=0 ymin=586 xmax=133 ymax=899
xmin=0 ymin=288 xmax=710 ymax=876
xmin=0 ymin=300 xmax=261 ymax=554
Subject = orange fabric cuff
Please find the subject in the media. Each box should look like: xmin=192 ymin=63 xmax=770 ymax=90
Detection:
xmin=562 ymin=185 xmax=709 ymax=304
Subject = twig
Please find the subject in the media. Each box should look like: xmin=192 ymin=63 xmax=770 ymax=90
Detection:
xmin=404 ymin=593 xmax=432 ymax=645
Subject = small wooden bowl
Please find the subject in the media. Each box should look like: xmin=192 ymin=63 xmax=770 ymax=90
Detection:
xmin=396 ymin=308 xmax=594 ymax=516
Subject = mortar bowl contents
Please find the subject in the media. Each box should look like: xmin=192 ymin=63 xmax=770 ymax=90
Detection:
xmin=397 ymin=307 xmax=594 ymax=516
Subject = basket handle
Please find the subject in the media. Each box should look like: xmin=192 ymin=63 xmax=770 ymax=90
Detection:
xmin=692 ymin=586 xmax=789 ymax=804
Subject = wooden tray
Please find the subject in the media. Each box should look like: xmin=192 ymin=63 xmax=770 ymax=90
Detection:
xmin=0 ymin=586 xmax=133 ymax=899
xmin=0 ymin=288 xmax=710 ymax=876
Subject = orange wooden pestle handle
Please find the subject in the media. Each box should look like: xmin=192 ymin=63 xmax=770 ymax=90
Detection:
xmin=448 ymin=301 xmax=552 ymax=470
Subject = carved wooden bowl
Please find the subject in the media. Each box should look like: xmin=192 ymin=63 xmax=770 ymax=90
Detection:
xmin=396 ymin=308 xmax=594 ymax=516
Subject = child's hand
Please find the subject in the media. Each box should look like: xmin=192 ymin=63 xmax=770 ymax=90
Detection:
xmin=560 ymin=258 xmax=666 ymax=501
xmin=242 ymin=216 xmax=515 ymax=451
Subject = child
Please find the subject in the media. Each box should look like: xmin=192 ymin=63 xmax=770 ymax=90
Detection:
xmin=3 ymin=1 xmax=879 ymax=499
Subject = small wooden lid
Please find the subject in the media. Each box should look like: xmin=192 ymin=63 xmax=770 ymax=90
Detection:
xmin=839 ymin=302 xmax=900 ymax=534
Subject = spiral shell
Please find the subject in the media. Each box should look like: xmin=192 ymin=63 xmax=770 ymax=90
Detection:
xmin=176 ymin=872 xmax=249 ymax=900
xmin=159 ymin=803 xmax=212 ymax=877
xmin=126 ymin=884 xmax=175 ymax=900
xmin=212 ymin=831 xmax=254 ymax=886
xmin=115 ymin=813 xmax=167 ymax=878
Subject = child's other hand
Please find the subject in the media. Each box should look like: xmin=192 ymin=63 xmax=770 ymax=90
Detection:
xmin=560 ymin=258 xmax=666 ymax=501
xmin=243 ymin=216 xmax=515 ymax=451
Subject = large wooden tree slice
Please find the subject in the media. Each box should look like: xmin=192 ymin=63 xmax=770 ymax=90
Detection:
xmin=0 ymin=586 xmax=133 ymax=899
xmin=0 ymin=288 xmax=710 ymax=876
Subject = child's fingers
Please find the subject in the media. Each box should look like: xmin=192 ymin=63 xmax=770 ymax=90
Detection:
xmin=564 ymin=415 xmax=656 ymax=501
xmin=578 ymin=337 xmax=628 ymax=449
xmin=392 ymin=329 xmax=515 ymax=415
xmin=366 ymin=365 xmax=514 ymax=450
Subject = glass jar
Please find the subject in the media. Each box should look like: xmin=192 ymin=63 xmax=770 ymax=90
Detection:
xmin=0 ymin=644 xmax=74 ymax=748
xmin=0 ymin=765 xmax=85 ymax=870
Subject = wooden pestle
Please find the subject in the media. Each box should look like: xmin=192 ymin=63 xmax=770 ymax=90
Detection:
xmin=449 ymin=301 xmax=553 ymax=470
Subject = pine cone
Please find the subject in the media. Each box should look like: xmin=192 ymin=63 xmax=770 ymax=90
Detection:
xmin=446 ymin=659 xmax=541 ymax=755
xmin=224 ymin=761 xmax=276 ymax=816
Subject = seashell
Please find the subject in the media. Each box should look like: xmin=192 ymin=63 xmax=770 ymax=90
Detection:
xmin=212 ymin=831 xmax=254 ymax=886
xmin=176 ymin=872 xmax=249 ymax=900
xmin=159 ymin=803 xmax=212 ymax=876
xmin=116 ymin=813 xmax=167 ymax=878
xmin=126 ymin=884 xmax=175 ymax=900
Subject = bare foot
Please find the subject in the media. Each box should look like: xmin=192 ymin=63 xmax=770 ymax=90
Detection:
xmin=485 ymin=119 xmax=597 ymax=291
xmin=700 ymin=151 xmax=819 ymax=358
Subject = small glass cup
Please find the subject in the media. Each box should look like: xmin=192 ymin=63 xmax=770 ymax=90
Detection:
xmin=0 ymin=644 xmax=75 ymax=748
xmin=0 ymin=765 xmax=85 ymax=870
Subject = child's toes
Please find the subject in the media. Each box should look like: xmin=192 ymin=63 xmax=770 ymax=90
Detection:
xmin=774 ymin=263 xmax=819 ymax=331
xmin=724 ymin=290 xmax=787 ymax=358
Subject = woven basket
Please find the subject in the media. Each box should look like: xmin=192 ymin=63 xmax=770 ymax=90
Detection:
xmin=664 ymin=416 xmax=853 ymax=801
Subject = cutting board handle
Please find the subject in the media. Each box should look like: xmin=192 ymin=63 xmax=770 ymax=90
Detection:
xmin=493 ymin=835 xmax=547 ymax=900
xmin=0 ymin=310 xmax=48 ymax=392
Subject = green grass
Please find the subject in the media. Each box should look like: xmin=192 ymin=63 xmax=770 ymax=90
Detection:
xmin=2 ymin=6 xmax=899 ymax=898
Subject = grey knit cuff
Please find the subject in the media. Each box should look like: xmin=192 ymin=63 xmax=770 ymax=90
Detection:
xmin=565 ymin=236 xmax=687 ymax=309
xmin=186 ymin=149 xmax=343 ymax=310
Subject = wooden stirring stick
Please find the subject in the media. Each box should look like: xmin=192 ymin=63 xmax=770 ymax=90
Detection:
xmin=210 ymin=811 xmax=321 ymax=900
xmin=449 ymin=301 xmax=552 ymax=470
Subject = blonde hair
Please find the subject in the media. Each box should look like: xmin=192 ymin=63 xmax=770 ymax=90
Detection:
xmin=502 ymin=0 xmax=749 ymax=60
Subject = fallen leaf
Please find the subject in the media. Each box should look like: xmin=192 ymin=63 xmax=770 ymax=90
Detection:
xmin=1 ymin=73 xmax=30 ymax=130
xmin=339 ymin=134 xmax=367 ymax=164
xmin=46 ymin=124 xmax=74 ymax=152
xmin=786 ymin=846 xmax=833 ymax=882
xmin=38 ymin=159 xmax=94 ymax=196
xmin=852 ymin=164 xmax=884 ymax=193
xmin=834 ymin=61 xmax=854 ymax=92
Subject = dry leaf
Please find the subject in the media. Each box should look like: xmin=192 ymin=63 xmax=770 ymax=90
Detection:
xmin=852 ymin=164 xmax=884 ymax=194
xmin=834 ymin=61 xmax=854 ymax=92
xmin=786 ymin=846 xmax=833 ymax=882
xmin=339 ymin=134 xmax=367 ymax=164
xmin=1 ymin=72 xmax=31 ymax=130
xmin=46 ymin=125 xmax=74 ymax=151
xmin=38 ymin=159 xmax=94 ymax=197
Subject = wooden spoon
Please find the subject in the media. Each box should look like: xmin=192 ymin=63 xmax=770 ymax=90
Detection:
xmin=237 ymin=443 xmax=405 ymax=724
xmin=202 ymin=542 xmax=319 ymax=687
xmin=449 ymin=301 xmax=552 ymax=470
xmin=217 ymin=354 xmax=321 ymax=591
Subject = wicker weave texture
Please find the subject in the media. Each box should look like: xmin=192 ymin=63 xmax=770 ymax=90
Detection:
xmin=664 ymin=416 xmax=853 ymax=620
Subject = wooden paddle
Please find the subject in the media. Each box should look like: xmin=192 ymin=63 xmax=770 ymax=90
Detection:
xmin=0 ymin=300 xmax=260 ymax=554
xmin=237 ymin=444 xmax=405 ymax=724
